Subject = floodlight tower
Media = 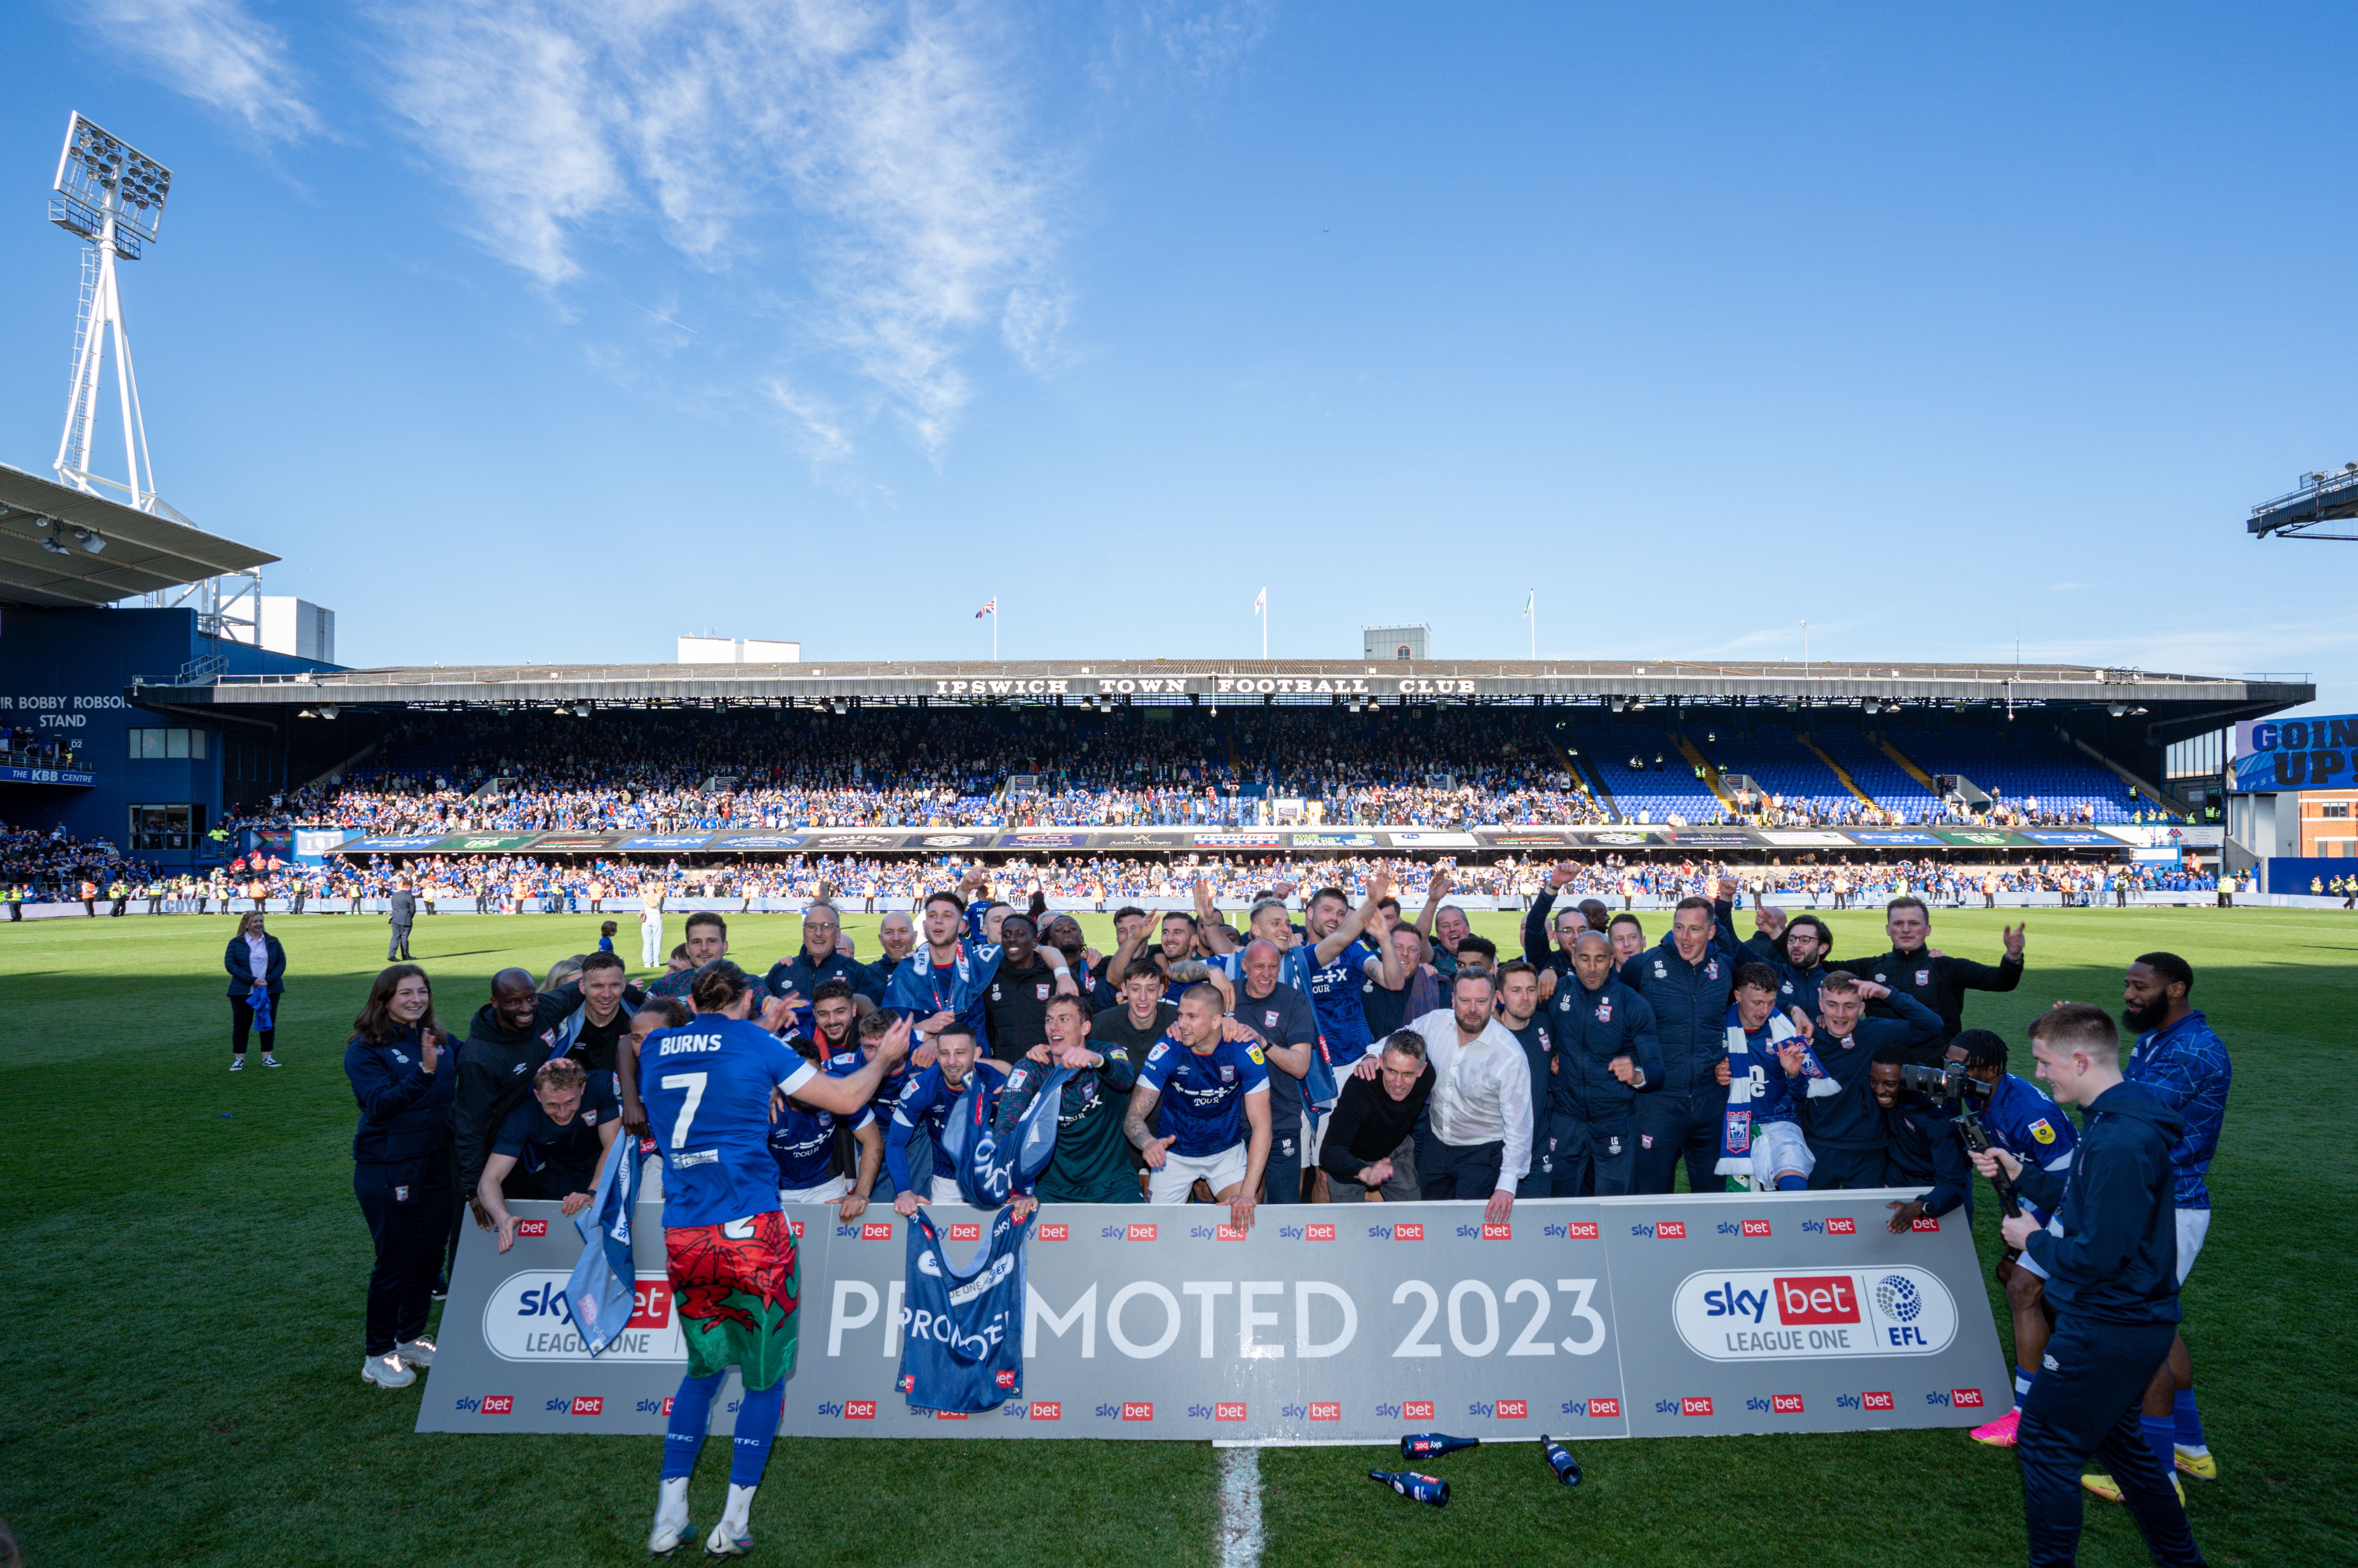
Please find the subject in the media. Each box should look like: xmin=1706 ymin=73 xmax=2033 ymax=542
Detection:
xmin=49 ymin=112 xmax=172 ymax=513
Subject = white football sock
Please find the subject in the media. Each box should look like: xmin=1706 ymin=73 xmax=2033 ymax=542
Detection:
xmin=720 ymin=1482 xmax=758 ymax=1532
xmin=657 ymin=1476 xmax=690 ymax=1522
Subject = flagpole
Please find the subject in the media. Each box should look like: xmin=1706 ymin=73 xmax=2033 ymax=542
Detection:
xmin=1529 ymin=589 xmax=1536 ymax=660
xmin=994 ymin=603 xmax=999 ymax=662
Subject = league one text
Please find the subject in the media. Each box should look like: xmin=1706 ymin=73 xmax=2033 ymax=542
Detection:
xmin=422 ymin=1191 xmax=2008 ymax=1442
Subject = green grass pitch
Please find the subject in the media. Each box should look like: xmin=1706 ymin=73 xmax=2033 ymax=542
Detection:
xmin=3 ymin=904 xmax=2353 ymax=1565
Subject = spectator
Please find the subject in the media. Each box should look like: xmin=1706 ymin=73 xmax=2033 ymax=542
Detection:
xmin=223 ymin=910 xmax=286 ymax=1071
xmin=1396 ymin=969 xmax=1530 ymax=1220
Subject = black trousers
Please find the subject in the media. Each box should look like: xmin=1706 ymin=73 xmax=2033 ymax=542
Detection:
xmin=389 ymin=923 xmax=413 ymax=960
xmin=1806 ymin=1143 xmax=1887 ymax=1190
xmin=1416 ymin=1135 xmax=1503 ymax=1200
xmin=1633 ymin=1087 xmax=1730 ymax=1194
xmin=2019 ymin=1314 xmax=2204 ymax=1568
xmin=230 ymin=994 xmax=276 ymax=1055
xmin=356 ymin=1159 xmax=452 ymax=1355
xmin=1548 ymin=1114 xmax=1637 ymax=1197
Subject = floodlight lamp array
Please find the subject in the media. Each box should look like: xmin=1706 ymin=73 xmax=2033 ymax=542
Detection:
xmin=50 ymin=113 xmax=172 ymax=256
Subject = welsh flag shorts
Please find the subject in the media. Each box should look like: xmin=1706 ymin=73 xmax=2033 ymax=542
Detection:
xmin=664 ymin=1210 xmax=800 ymax=1392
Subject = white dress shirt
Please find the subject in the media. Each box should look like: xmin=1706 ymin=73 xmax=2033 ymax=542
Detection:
xmin=1408 ymin=1010 xmax=1533 ymax=1192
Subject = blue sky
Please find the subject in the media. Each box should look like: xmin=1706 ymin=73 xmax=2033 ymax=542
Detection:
xmin=0 ymin=2 xmax=2349 ymax=714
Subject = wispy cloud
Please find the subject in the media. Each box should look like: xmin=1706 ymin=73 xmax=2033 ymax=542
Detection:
xmin=378 ymin=0 xmax=1066 ymax=454
xmin=77 ymin=0 xmax=317 ymax=140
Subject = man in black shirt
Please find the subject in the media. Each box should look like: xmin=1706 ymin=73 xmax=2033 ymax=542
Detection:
xmin=1320 ymin=1031 xmax=1433 ymax=1201
xmin=476 ymin=1058 xmax=620 ymax=1249
xmin=452 ymin=969 xmax=610 ymax=1226
xmin=980 ymin=912 xmax=1077 ymax=1061
xmin=1092 ymin=968 xmax=1179 ymax=1061
xmin=1861 ymin=895 xmax=2025 ymax=1046
xmin=1494 ymin=961 xmax=1556 ymax=1191
xmin=564 ymin=951 xmax=633 ymax=1089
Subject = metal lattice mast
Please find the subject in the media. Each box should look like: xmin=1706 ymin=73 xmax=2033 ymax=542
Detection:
xmin=48 ymin=112 xmax=171 ymax=513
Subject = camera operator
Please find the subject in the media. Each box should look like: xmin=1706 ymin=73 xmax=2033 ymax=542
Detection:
xmin=1932 ymin=1028 xmax=2078 ymax=1450
xmin=1867 ymin=1046 xmax=1972 ymax=1233
xmin=1970 ymin=1004 xmax=2204 ymax=1568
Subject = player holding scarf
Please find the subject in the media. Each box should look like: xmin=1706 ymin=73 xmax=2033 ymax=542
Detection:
xmin=637 ymin=963 xmax=908 ymax=1558
xmin=1715 ymin=963 xmax=1836 ymax=1190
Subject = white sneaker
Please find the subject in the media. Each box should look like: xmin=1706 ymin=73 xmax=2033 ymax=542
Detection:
xmin=702 ymin=1520 xmax=754 ymax=1557
xmin=262 ymin=1055 xmax=281 ymax=1067
xmin=648 ymin=1476 xmax=694 ymax=1555
xmin=394 ymin=1336 xmax=436 ymax=1367
xmin=230 ymin=1057 xmax=245 ymax=1072
xmin=361 ymin=1353 xmax=415 ymax=1389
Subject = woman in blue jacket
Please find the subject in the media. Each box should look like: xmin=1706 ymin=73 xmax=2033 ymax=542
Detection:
xmin=222 ymin=910 xmax=287 ymax=1071
xmin=344 ymin=963 xmax=456 ymax=1390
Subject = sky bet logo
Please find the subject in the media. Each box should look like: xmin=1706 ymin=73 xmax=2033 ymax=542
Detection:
xmin=1629 ymin=1220 xmax=1686 ymax=1239
xmin=950 ymin=1223 xmax=981 ymax=1241
xmin=860 ymin=1222 xmax=893 ymax=1241
xmin=1863 ymin=1392 xmax=1895 ymax=1411
xmin=1029 ymin=1402 xmax=1061 ymax=1420
xmin=571 ymin=1396 xmax=603 ymax=1416
xmin=1038 ymin=1224 xmax=1069 ymax=1241
xmin=513 ymin=1219 xmax=548 ymax=1238
xmin=1911 ymin=1216 xmax=1941 ymax=1233
xmin=1825 ymin=1217 xmax=1858 ymax=1235
xmin=456 ymin=1395 xmax=514 ymax=1415
xmin=1544 ymin=1220 xmax=1601 ymax=1240
xmin=1681 ymin=1396 xmax=1714 ymax=1417
xmin=1126 ymin=1224 xmax=1157 ymax=1241
xmin=1402 ymin=1401 xmax=1436 ymax=1420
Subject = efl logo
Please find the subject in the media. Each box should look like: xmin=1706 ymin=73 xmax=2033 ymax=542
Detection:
xmin=1911 ymin=1217 xmax=1941 ymax=1233
xmin=1774 ymin=1276 xmax=1862 ymax=1326
xmin=571 ymin=1396 xmax=603 ymax=1416
xmin=1772 ymin=1394 xmax=1805 ymax=1414
xmin=1495 ymin=1399 xmax=1529 ymax=1419
xmin=1862 ymin=1391 xmax=1894 ymax=1412
xmin=1681 ymin=1396 xmax=1713 ymax=1417
xmin=859 ymin=1222 xmax=893 ymax=1241
xmin=1038 ymin=1223 xmax=1070 ymax=1241
xmin=843 ymin=1400 xmax=878 ymax=1420
xmin=1951 ymin=1388 xmax=1985 ymax=1408
xmin=1568 ymin=1221 xmax=1600 ymax=1239
xmin=950 ymin=1223 xmax=981 ymax=1241
xmin=514 ymin=1220 xmax=549 ymax=1238
xmin=481 ymin=1396 xmax=514 ymax=1415
xmin=1824 ymin=1217 xmax=1858 ymax=1235
xmin=1393 ymin=1223 xmax=1425 ymax=1241
xmin=1121 ymin=1402 xmax=1154 ymax=1421
xmin=1402 ymin=1401 xmax=1435 ymax=1420
xmin=1304 ymin=1223 xmax=1336 ymax=1241
xmin=1216 ymin=1225 xmax=1248 ymax=1241
xmin=995 ymin=1370 xmax=1016 ymax=1389
xmin=1589 ymin=1397 xmax=1621 ymax=1418
xmin=1029 ymin=1402 xmax=1061 ymax=1421
xmin=1126 ymin=1224 xmax=1157 ymax=1242
xmin=1216 ymin=1402 xmax=1247 ymax=1422
xmin=1308 ymin=1402 xmax=1342 ymax=1421
xmin=1481 ymin=1223 xmax=1512 ymax=1241
xmin=1740 ymin=1219 xmax=1772 ymax=1238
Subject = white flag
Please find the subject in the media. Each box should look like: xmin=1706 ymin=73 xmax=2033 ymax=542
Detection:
xmin=1253 ymin=588 xmax=1266 ymax=614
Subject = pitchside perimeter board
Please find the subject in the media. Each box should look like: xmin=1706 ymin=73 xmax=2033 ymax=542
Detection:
xmin=419 ymin=1190 xmax=2008 ymax=1442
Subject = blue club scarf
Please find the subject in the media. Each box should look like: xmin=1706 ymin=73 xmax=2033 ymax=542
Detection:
xmin=559 ymin=1126 xmax=639 ymax=1356
xmin=940 ymin=1062 xmax=1073 ymax=1208
xmin=1718 ymin=1002 xmax=1832 ymax=1178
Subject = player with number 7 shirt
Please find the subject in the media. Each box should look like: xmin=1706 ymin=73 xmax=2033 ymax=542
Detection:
xmin=635 ymin=961 xmax=910 ymax=1558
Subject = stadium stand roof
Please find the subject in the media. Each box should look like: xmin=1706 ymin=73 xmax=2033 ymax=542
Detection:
xmin=132 ymin=657 xmax=2311 ymax=740
xmin=0 ymin=462 xmax=276 ymax=609
xmin=2248 ymin=465 xmax=2358 ymax=541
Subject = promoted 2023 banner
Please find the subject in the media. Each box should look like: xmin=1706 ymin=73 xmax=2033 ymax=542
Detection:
xmin=416 ymin=1191 xmax=2009 ymax=1442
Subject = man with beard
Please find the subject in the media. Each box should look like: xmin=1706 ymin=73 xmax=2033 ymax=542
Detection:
xmin=1492 ymin=961 xmax=1559 ymax=1191
xmin=452 ymin=967 xmax=631 ymax=1226
xmin=2077 ymin=952 xmax=2234 ymax=1500
xmin=1860 ymin=895 xmax=2025 ymax=1047
xmin=978 ymin=911 xmax=1079 ymax=1061
xmin=646 ymin=911 xmax=733 ymax=1001
xmin=1617 ymin=894 xmax=1743 ymax=1193
xmin=769 ymin=979 xmax=882 ymax=1217
xmin=1735 ymin=902 xmax=1836 ymax=1017
xmin=1040 ymin=913 xmax=1119 ymax=1010
xmin=1109 ymin=909 xmax=1205 ymax=1001
xmin=1000 ymin=993 xmax=1142 ymax=1205
xmin=1412 ymin=863 xmax=1473 ymax=980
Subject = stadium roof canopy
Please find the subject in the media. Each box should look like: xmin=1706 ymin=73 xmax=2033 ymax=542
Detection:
xmin=0 ymin=462 xmax=276 ymax=609
xmin=132 ymin=657 xmax=2311 ymax=742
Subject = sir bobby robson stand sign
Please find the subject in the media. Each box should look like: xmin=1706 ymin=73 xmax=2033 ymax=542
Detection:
xmin=419 ymin=1191 xmax=2007 ymax=1443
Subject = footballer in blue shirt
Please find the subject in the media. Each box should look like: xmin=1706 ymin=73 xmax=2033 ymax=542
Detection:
xmin=636 ymin=962 xmax=907 ymax=1558
xmin=1123 ymin=983 xmax=1274 ymax=1229
xmin=884 ymin=1021 xmax=1011 ymax=1208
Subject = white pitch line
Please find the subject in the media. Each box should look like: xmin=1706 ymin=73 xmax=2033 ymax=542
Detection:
xmin=1217 ymin=1445 xmax=1264 ymax=1568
